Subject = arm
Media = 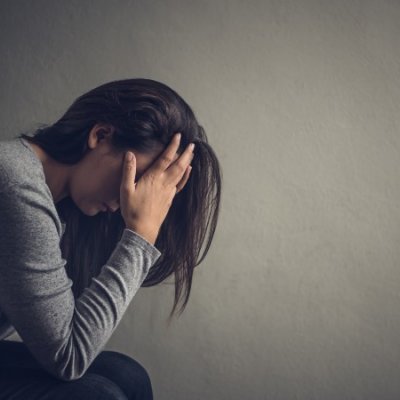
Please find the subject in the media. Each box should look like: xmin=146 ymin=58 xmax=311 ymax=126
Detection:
xmin=0 ymin=181 xmax=161 ymax=381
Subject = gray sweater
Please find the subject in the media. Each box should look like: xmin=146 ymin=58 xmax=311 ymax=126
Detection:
xmin=0 ymin=137 xmax=162 ymax=381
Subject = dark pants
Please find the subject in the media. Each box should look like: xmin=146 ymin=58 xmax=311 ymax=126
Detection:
xmin=0 ymin=340 xmax=153 ymax=400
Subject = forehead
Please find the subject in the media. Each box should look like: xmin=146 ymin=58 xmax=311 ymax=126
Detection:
xmin=129 ymin=147 xmax=165 ymax=178
xmin=116 ymin=142 xmax=179 ymax=179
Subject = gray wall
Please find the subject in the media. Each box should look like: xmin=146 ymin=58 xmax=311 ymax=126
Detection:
xmin=1 ymin=1 xmax=400 ymax=399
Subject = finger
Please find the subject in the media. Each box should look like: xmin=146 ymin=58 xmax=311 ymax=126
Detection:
xmin=121 ymin=151 xmax=136 ymax=194
xmin=171 ymin=152 xmax=179 ymax=163
xmin=152 ymin=133 xmax=182 ymax=174
xmin=166 ymin=143 xmax=194 ymax=186
xmin=176 ymin=165 xmax=192 ymax=193
xmin=169 ymin=152 xmax=180 ymax=175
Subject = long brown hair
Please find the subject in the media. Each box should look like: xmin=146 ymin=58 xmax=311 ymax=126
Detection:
xmin=17 ymin=78 xmax=222 ymax=323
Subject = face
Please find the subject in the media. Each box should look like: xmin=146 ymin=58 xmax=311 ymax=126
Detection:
xmin=69 ymin=124 xmax=163 ymax=216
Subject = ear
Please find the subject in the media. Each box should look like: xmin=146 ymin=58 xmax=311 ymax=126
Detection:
xmin=88 ymin=123 xmax=115 ymax=149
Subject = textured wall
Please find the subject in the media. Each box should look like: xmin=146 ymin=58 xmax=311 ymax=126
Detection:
xmin=1 ymin=1 xmax=400 ymax=399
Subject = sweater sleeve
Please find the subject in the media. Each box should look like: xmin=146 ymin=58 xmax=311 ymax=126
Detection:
xmin=0 ymin=181 xmax=161 ymax=381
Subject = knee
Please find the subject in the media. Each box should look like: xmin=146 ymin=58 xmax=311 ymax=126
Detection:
xmin=63 ymin=374 xmax=128 ymax=400
xmin=101 ymin=351 xmax=152 ymax=386
xmin=90 ymin=350 xmax=153 ymax=398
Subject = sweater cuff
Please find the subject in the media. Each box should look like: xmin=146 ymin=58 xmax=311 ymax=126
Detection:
xmin=122 ymin=228 xmax=162 ymax=261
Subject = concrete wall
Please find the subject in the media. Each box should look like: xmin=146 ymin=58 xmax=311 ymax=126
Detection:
xmin=1 ymin=1 xmax=400 ymax=399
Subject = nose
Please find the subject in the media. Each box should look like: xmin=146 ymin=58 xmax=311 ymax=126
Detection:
xmin=108 ymin=200 xmax=120 ymax=213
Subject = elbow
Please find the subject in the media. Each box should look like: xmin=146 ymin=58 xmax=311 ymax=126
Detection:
xmin=43 ymin=354 xmax=88 ymax=382
xmin=51 ymin=366 xmax=87 ymax=382
xmin=54 ymin=358 xmax=89 ymax=382
xmin=49 ymin=339 xmax=92 ymax=381
xmin=25 ymin=334 xmax=93 ymax=381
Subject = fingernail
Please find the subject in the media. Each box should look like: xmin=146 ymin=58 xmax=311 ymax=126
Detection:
xmin=189 ymin=143 xmax=195 ymax=151
xmin=176 ymin=133 xmax=181 ymax=140
xmin=127 ymin=151 xmax=133 ymax=161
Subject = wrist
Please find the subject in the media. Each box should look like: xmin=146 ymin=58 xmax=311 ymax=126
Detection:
xmin=126 ymin=225 xmax=158 ymax=246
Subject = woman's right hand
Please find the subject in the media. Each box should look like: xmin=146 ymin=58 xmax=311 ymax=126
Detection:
xmin=120 ymin=133 xmax=195 ymax=245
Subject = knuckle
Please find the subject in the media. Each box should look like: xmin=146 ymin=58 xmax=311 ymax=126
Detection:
xmin=146 ymin=174 xmax=156 ymax=185
xmin=176 ymin=162 xmax=186 ymax=172
xmin=161 ymin=154 xmax=173 ymax=165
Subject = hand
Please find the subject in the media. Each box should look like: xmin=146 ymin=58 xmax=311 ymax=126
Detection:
xmin=120 ymin=133 xmax=194 ymax=244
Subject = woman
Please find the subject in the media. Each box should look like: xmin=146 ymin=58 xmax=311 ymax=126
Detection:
xmin=0 ymin=78 xmax=222 ymax=399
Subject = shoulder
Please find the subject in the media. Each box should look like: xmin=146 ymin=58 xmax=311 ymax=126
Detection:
xmin=0 ymin=137 xmax=45 ymax=191
xmin=0 ymin=138 xmax=44 ymax=188
xmin=0 ymin=137 xmax=63 ymax=237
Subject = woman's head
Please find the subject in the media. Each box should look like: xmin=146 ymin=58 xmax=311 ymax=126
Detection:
xmin=27 ymin=121 xmax=167 ymax=214
xmin=18 ymin=78 xmax=222 ymax=321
